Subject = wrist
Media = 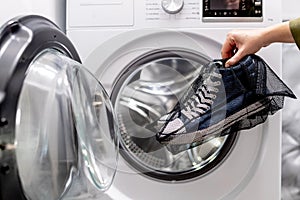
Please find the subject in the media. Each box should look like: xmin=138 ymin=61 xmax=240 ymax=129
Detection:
xmin=260 ymin=29 xmax=270 ymax=47
xmin=262 ymin=22 xmax=294 ymax=46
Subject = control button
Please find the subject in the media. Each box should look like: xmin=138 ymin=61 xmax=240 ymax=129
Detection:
xmin=161 ymin=0 xmax=184 ymax=14
xmin=255 ymin=10 xmax=261 ymax=14
xmin=255 ymin=1 xmax=261 ymax=6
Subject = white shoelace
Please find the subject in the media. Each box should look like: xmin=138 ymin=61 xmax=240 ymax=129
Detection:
xmin=182 ymin=71 xmax=222 ymax=120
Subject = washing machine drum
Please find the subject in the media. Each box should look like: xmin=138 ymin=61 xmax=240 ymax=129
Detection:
xmin=0 ymin=16 xmax=119 ymax=200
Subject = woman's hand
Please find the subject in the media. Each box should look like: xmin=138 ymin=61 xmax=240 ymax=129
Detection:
xmin=221 ymin=21 xmax=294 ymax=67
xmin=221 ymin=29 xmax=266 ymax=67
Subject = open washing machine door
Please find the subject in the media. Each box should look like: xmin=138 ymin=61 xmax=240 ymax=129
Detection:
xmin=0 ymin=16 xmax=119 ymax=200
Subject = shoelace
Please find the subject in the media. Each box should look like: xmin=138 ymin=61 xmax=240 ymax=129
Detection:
xmin=155 ymin=63 xmax=223 ymax=138
xmin=182 ymin=70 xmax=222 ymax=120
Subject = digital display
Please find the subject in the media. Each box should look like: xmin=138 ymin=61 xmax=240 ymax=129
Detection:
xmin=203 ymin=0 xmax=262 ymax=19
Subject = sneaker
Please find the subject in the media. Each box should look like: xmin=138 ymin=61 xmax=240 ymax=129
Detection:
xmin=133 ymin=54 xmax=296 ymax=154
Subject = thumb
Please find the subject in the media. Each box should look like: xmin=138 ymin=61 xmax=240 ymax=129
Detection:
xmin=225 ymin=51 xmax=244 ymax=67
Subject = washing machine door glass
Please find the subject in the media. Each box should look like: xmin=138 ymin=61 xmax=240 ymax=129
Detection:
xmin=111 ymin=50 xmax=237 ymax=181
xmin=15 ymin=49 xmax=119 ymax=199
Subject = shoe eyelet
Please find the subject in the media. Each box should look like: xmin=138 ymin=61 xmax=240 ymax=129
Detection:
xmin=212 ymin=88 xmax=219 ymax=93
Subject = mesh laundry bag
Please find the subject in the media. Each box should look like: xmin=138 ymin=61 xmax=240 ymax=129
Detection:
xmin=132 ymin=54 xmax=296 ymax=154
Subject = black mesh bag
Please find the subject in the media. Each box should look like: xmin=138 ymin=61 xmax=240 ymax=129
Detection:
xmin=132 ymin=54 xmax=296 ymax=154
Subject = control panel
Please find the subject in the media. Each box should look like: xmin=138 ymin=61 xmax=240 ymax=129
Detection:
xmin=145 ymin=0 xmax=200 ymax=21
xmin=145 ymin=0 xmax=263 ymax=23
xmin=67 ymin=0 xmax=280 ymax=29
xmin=203 ymin=0 xmax=263 ymax=21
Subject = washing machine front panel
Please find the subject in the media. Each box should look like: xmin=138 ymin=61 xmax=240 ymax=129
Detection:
xmin=67 ymin=0 xmax=281 ymax=29
xmin=67 ymin=0 xmax=282 ymax=199
xmin=0 ymin=16 xmax=119 ymax=200
xmin=82 ymin=29 xmax=274 ymax=199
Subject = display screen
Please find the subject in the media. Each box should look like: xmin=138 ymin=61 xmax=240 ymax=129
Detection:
xmin=203 ymin=0 xmax=262 ymax=18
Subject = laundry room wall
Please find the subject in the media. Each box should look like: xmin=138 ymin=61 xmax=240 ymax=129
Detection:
xmin=0 ymin=0 xmax=66 ymax=31
xmin=281 ymin=0 xmax=300 ymax=200
xmin=282 ymin=0 xmax=299 ymax=20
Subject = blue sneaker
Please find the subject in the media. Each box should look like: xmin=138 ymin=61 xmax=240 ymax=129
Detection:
xmin=133 ymin=55 xmax=296 ymax=154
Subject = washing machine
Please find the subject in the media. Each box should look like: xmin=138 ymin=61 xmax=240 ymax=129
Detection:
xmin=65 ymin=0 xmax=282 ymax=200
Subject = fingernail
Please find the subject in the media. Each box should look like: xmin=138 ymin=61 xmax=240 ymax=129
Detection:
xmin=225 ymin=62 xmax=230 ymax=68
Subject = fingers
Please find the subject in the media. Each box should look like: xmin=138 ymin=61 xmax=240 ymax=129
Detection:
xmin=221 ymin=33 xmax=236 ymax=59
xmin=221 ymin=31 xmax=248 ymax=67
xmin=225 ymin=50 xmax=244 ymax=67
xmin=221 ymin=29 xmax=264 ymax=67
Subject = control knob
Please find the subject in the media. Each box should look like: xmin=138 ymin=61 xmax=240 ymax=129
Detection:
xmin=161 ymin=0 xmax=184 ymax=14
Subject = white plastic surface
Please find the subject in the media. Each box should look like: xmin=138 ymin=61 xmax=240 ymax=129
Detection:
xmin=66 ymin=0 xmax=282 ymax=199
xmin=67 ymin=0 xmax=134 ymax=27
xmin=81 ymin=28 xmax=281 ymax=200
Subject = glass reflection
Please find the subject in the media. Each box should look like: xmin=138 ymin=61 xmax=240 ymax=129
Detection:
xmin=112 ymin=51 xmax=235 ymax=180
xmin=15 ymin=49 xmax=119 ymax=200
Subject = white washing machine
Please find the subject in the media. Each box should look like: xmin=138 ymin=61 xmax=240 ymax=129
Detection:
xmin=66 ymin=1 xmax=282 ymax=200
